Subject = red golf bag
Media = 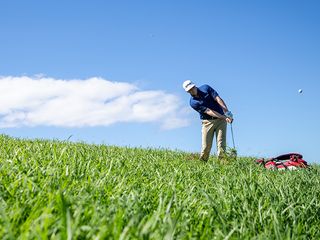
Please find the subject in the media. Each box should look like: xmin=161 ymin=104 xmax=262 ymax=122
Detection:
xmin=255 ymin=153 xmax=308 ymax=170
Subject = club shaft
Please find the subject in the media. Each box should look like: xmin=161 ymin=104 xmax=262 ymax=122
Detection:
xmin=230 ymin=123 xmax=235 ymax=149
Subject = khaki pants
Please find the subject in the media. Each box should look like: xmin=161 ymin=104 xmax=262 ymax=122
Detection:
xmin=200 ymin=119 xmax=227 ymax=161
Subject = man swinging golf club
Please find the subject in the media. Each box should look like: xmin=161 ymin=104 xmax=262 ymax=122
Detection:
xmin=183 ymin=80 xmax=233 ymax=162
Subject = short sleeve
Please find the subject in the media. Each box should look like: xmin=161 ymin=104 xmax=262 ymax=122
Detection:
xmin=208 ymin=85 xmax=219 ymax=99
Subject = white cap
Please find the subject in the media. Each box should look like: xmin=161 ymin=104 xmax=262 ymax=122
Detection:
xmin=182 ymin=80 xmax=196 ymax=92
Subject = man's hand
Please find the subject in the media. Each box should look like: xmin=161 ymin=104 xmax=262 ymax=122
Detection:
xmin=225 ymin=117 xmax=233 ymax=123
xmin=224 ymin=111 xmax=233 ymax=123
xmin=225 ymin=111 xmax=233 ymax=118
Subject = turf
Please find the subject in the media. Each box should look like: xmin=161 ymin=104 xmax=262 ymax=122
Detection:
xmin=0 ymin=134 xmax=319 ymax=239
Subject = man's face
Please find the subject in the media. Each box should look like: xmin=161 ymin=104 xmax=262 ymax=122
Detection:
xmin=188 ymin=86 xmax=197 ymax=97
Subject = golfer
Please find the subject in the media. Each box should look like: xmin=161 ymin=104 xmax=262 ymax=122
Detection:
xmin=183 ymin=80 xmax=233 ymax=162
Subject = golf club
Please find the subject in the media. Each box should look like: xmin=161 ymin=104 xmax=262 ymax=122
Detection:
xmin=230 ymin=122 xmax=236 ymax=149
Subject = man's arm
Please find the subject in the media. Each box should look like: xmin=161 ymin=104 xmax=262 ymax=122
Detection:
xmin=204 ymin=108 xmax=233 ymax=123
xmin=215 ymin=96 xmax=229 ymax=113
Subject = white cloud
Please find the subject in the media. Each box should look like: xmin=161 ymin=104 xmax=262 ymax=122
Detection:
xmin=0 ymin=76 xmax=190 ymax=129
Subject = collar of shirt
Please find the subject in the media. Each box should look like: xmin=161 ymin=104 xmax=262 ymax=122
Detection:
xmin=193 ymin=88 xmax=205 ymax=100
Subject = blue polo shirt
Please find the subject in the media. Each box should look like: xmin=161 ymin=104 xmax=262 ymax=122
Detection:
xmin=190 ymin=84 xmax=224 ymax=120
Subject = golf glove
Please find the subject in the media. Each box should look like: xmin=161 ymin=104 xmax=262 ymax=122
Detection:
xmin=225 ymin=111 xmax=233 ymax=119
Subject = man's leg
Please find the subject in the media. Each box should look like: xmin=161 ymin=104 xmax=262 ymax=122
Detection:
xmin=200 ymin=120 xmax=214 ymax=161
xmin=216 ymin=119 xmax=227 ymax=159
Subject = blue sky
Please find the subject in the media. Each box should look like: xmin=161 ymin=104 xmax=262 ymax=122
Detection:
xmin=1 ymin=0 xmax=319 ymax=163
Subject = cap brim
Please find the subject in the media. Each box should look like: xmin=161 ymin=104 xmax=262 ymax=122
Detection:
xmin=185 ymin=84 xmax=195 ymax=92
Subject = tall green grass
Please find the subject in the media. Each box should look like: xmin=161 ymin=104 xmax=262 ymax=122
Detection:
xmin=0 ymin=134 xmax=319 ymax=239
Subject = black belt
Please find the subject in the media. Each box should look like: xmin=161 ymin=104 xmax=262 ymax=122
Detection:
xmin=203 ymin=116 xmax=218 ymax=120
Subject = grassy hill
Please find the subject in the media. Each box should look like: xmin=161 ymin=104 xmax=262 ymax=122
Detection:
xmin=0 ymin=134 xmax=319 ymax=239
